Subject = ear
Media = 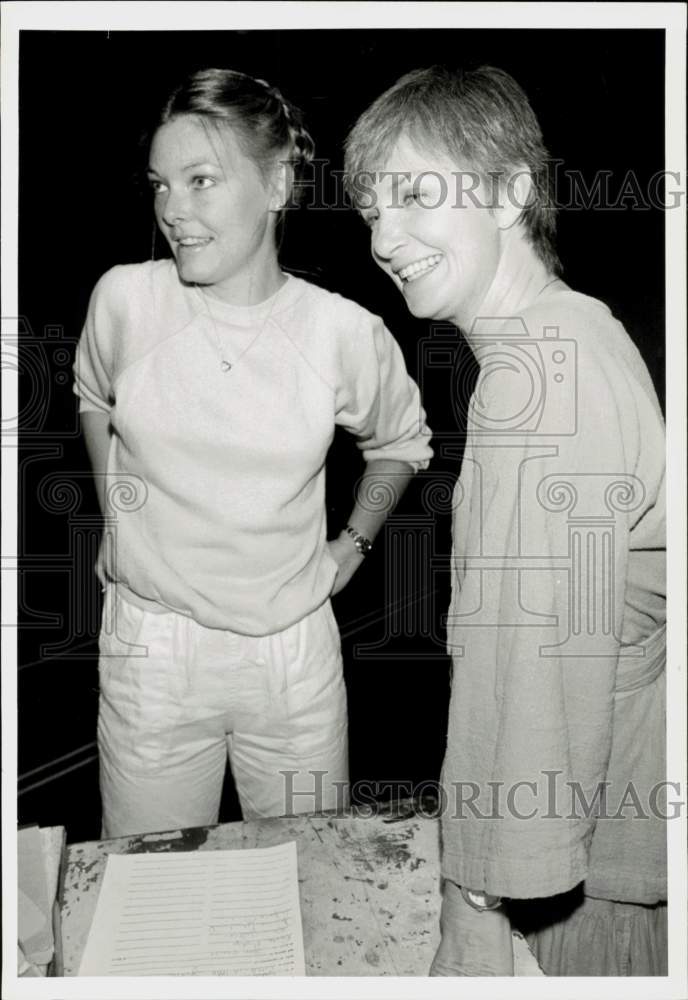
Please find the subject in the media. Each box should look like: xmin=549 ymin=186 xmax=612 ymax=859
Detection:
xmin=494 ymin=168 xmax=534 ymax=231
xmin=268 ymin=158 xmax=291 ymax=213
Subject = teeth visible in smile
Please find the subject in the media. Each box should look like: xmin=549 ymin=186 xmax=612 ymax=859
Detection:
xmin=399 ymin=255 xmax=442 ymax=282
xmin=178 ymin=237 xmax=212 ymax=247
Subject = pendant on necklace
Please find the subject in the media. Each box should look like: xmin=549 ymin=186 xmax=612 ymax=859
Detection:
xmin=221 ymin=360 xmax=232 ymax=372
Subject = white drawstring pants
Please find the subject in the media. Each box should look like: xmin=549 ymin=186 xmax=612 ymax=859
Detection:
xmin=97 ymin=587 xmax=349 ymax=838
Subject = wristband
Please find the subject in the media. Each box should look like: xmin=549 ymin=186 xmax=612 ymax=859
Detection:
xmin=345 ymin=524 xmax=373 ymax=556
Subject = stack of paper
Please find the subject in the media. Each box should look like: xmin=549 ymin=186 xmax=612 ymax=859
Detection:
xmin=18 ymin=825 xmax=66 ymax=976
xmin=79 ymin=841 xmax=305 ymax=976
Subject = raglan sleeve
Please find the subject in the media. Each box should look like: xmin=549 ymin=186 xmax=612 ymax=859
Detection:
xmin=334 ymin=310 xmax=433 ymax=472
xmin=73 ymin=270 xmax=119 ymax=415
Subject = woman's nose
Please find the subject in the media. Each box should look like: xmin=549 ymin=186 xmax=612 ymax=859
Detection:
xmin=161 ymin=189 xmax=189 ymax=227
xmin=371 ymin=211 xmax=405 ymax=263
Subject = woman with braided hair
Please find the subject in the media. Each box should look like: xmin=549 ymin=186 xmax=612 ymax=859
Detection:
xmin=74 ymin=69 xmax=432 ymax=837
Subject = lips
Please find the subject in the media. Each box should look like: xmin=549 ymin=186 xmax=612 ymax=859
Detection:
xmin=175 ymin=236 xmax=213 ymax=251
xmin=397 ymin=254 xmax=443 ymax=283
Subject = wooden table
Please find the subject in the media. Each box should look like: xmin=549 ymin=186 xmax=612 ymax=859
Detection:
xmin=61 ymin=810 xmax=543 ymax=977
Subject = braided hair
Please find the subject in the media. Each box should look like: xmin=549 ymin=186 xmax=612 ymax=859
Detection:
xmin=155 ymin=68 xmax=314 ymax=205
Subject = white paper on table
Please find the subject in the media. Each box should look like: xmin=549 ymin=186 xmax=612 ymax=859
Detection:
xmin=78 ymin=841 xmax=305 ymax=976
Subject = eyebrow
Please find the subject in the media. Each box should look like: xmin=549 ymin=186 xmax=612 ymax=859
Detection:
xmin=146 ymin=160 xmax=219 ymax=175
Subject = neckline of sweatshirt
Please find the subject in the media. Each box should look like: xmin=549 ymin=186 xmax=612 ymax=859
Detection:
xmin=181 ymin=265 xmax=306 ymax=329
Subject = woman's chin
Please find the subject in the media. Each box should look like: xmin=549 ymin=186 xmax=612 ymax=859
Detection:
xmin=404 ymin=294 xmax=448 ymax=324
xmin=175 ymin=259 xmax=211 ymax=284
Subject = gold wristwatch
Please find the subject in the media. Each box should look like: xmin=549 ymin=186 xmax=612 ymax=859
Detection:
xmin=345 ymin=524 xmax=373 ymax=556
xmin=460 ymin=887 xmax=503 ymax=911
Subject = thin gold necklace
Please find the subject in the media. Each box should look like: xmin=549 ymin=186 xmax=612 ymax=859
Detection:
xmin=196 ymin=281 xmax=283 ymax=373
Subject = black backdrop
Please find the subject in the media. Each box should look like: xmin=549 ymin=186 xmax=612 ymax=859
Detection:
xmin=17 ymin=28 xmax=665 ymax=841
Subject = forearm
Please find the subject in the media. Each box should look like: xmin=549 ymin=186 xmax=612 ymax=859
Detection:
xmin=342 ymin=458 xmax=415 ymax=544
xmin=327 ymin=459 xmax=415 ymax=596
xmin=80 ymin=410 xmax=112 ymax=515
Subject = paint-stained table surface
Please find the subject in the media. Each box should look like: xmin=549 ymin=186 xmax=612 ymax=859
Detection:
xmin=61 ymin=809 xmax=543 ymax=976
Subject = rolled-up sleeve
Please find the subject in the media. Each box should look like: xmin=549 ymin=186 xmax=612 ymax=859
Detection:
xmin=335 ymin=313 xmax=432 ymax=472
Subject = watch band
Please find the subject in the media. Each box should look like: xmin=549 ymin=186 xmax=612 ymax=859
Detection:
xmin=345 ymin=524 xmax=373 ymax=556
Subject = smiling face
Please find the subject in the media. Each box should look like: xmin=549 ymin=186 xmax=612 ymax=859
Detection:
xmin=362 ymin=134 xmax=502 ymax=330
xmin=148 ymin=115 xmax=283 ymax=304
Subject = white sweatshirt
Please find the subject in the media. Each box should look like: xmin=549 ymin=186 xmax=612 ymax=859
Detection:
xmin=74 ymin=260 xmax=432 ymax=634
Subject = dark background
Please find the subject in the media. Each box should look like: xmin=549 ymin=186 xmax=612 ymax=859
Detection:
xmin=17 ymin=29 xmax=665 ymax=841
